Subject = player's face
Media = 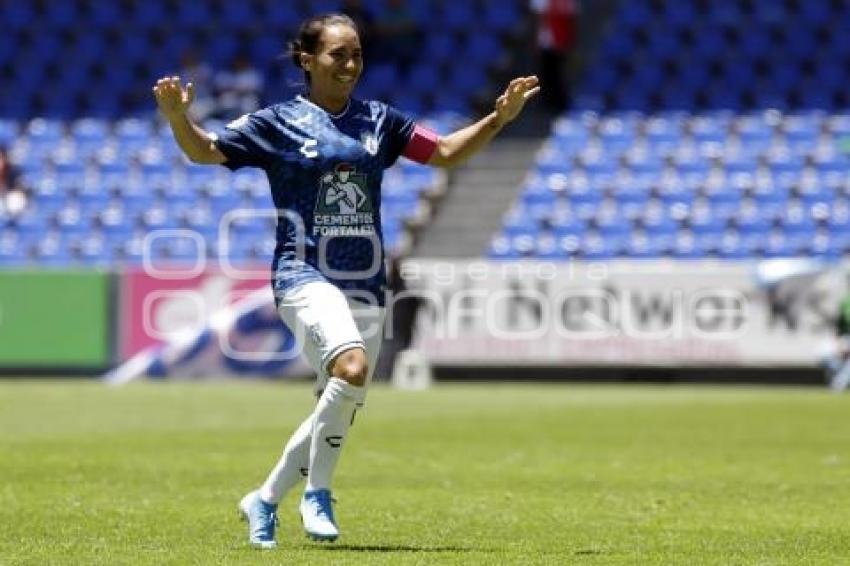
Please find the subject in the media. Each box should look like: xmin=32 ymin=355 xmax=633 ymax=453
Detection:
xmin=308 ymin=24 xmax=363 ymax=99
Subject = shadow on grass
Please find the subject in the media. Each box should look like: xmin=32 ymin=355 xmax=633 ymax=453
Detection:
xmin=574 ymin=549 xmax=605 ymax=556
xmin=312 ymin=543 xmax=482 ymax=553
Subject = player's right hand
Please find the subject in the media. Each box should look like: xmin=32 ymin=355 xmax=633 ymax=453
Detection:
xmin=153 ymin=76 xmax=194 ymax=120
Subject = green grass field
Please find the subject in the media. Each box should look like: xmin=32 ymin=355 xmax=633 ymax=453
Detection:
xmin=1 ymin=381 xmax=849 ymax=565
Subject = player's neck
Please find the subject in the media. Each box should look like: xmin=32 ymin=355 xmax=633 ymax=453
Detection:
xmin=307 ymin=91 xmax=350 ymax=116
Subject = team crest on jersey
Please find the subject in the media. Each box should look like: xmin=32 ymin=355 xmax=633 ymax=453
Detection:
xmin=361 ymin=132 xmax=379 ymax=155
xmin=313 ymin=163 xmax=375 ymax=236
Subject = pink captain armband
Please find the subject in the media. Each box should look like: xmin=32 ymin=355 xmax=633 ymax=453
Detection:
xmin=401 ymin=124 xmax=439 ymax=164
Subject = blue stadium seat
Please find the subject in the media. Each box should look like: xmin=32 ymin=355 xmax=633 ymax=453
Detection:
xmin=613 ymin=182 xmax=651 ymax=206
xmin=672 ymin=232 xmax=708 ymax=259
xmin=502 ymin=212 xmax=540 ymax=237
xmin=6 ymin=209 xmax=47 ymax=238
xmin=530 ymin=234 xmax=557 ymax=259
xmin=0 ymin=120 xmax=17 ymax=146
xmin=442 ymin=2 xmax=478 ymax=31
xmin=716 ymin=233 xmax=761 ymax=259
xmin=654 ymin=181 xmax=694 ymax=206
xmin=580 ymin=232 xmax=621 ymax=260
xmin=463 ymin=36 xmax=502 ymax=67
xmin=258 ymin=1 xmax=300 ymax=27
xmin=0 ymin=235 xmax=29 ymax=264
xmin=405 ymin=63 xmax=441 ymax=96
xmin=447 ymin=66 xmax=488 ymax=97
xmin=53 ymin=205 xmax=92 ymax=236
xmin=815 ymin=158 xmax=849 ymax=188
xmin=735 ymin=210 xmax=773 ymax=235
xmin=483 ymin=2 xmax=521 ymax=31
xmin=689 ymin=215 xmax=728 ymax=248
xmin=508 ymin=234 xmax=537 ymax=258
xmin=641 ymin=210 xmax=679 ymax=236
xmin=54 ymin=162 xmax=87 ymax=190
xmin=74 ymin=235 xmax=111 ymax=265
xmin=25 ymin=118 xmax=64 ymax=143
xmin=549 ymin=213 xmax=585 ymax=237
xmin=762 ymin=232 xmax=798 ymax=258
xmin=488 ymin=235 xmax=519 ymax=260
xmin=431 ymin=92 xmax=469 ymax=115
xmin=32 ymin=233 xmax=72 ymax=265
xmin=392 ymin=92 xmax=426 ymax=116
xmin=0 ymin=2 xmax=36 ymax=29
xmin=361 ymin=64 xmax=398 ymax=99
xmin=95 ymin=202 xmax=131 ymax=233
xmin=704 ymin=185 xmax=743 ymax=208
xmin=809 ymin=233 xmax=847 ymax=259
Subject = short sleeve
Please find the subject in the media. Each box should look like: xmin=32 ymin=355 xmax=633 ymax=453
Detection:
xmin=213 ymin=108 xmax=279 ymax=170
xmin=381 ymin=104 xmax=416 ymax=168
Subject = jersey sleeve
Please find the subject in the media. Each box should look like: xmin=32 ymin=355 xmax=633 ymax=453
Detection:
xmin=382 ymin=104 xmax=415 ymax=168
xmin=381 ymin=104 xmax=438 ymax=168
xmin=213 ymin=108 xmax=278 ymax=170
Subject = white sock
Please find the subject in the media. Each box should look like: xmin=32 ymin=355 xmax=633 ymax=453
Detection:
xmin=259 ymin=414 xmax=313 ymax=504
xmin=305 ymin=377 xmax=360 ymax=492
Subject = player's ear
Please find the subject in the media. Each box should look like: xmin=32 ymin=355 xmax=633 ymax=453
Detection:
xmin=300 ymin=53 xmax=312 ymax=71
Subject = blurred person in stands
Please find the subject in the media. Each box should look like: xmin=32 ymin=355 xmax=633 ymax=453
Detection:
xmin=375 ymin=0 xmax=421 ymax=75
xmin=179 ymin=49 xmax=216 ymax=121
xmin=153 ymin=13 xmax=538 ymax=550
xmin=531 ymin=0 xmax=579 ymax=112
xmin=0 ymin=146 xmax=28 ymax=218
xmin=213 ymin=53 xmax=265 ymax=120
xmin=342 ymin=0 xmax=378 ymax=59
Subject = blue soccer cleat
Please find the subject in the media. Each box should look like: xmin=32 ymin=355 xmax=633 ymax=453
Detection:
xmin=300 ymin=489 xmax=339 ymax=542
xmin=238 ymin=490 xmax=279 ymax=549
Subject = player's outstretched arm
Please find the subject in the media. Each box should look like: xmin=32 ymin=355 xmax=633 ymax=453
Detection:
xmin=427 ymin=76 xmax=540 ymax=169
xmin=153 ymin=76 xmax=227 ymax=165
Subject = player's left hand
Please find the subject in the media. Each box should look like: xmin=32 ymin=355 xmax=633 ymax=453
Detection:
xmin=494 ymin=76 xmax=540 ymax=126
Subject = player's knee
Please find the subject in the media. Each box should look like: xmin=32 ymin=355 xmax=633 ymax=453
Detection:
xmin=330 ymin=348 xmax=368 ymax=387
xmin=336 ymin=360 xmax=368 ymax=386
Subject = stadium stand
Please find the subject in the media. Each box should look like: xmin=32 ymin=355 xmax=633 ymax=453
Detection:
xmin=491 ymin=0 xmax=850 ymax=260
xmin=0 ymin=115 xmax=456 ymax=265
xmin=0 ymin=0 xmax=524 ymax=265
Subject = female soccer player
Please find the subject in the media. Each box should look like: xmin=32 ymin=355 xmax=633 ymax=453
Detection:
xmin=153 ymin=13 xmax=539 ymax=549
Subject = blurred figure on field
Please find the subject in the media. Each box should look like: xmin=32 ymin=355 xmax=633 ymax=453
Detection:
xmin=342 ymin=0 xmax=378 ymax=59
xmin=375 ymin=0 xmax=420 ymax=75
xmin=213 ymin=53 xmax=265 ymax=120
xmin=376 ymin=256 xmax=422 ymax=379
xmin=825 ymin=288 xmax=850 ymax=391
xmin=179 ymin=49 xmax=216 ymax=121
xmin=531 ymin=0 xmax=579 ymax=112
xmin=0 ymin=146 xmax=28 ymax=218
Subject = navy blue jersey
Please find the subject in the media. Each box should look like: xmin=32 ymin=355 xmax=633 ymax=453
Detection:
xmin=214 ymin=96 xmax=416 ymax=306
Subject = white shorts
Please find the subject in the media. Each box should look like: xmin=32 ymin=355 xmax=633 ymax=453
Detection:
xmin=275 ymin=280 xmax=386 ymax=405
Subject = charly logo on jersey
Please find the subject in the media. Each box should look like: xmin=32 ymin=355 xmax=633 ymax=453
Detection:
xmin=313 ymin=163 xmax=375 ymax=236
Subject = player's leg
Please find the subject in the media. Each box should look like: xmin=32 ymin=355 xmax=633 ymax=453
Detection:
xmin=237 ymin=489 xmax=280 ymax=550
xmin=258 ymin=414 xmax=312 ymax=503
xmin=831 ymin=356 xmax=850 ymax=391
xmin=305 ymin=346 xmax=367 ymax=492
xmin=299 ymin=346 xmax=364 ymax=540
xmin=300 ymin=299 xmax=386 ymax=541
xmin=347 ymin=297 xmax=386 ymax=401
xmin=238 ymin=282 xmax=335 ymax=548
